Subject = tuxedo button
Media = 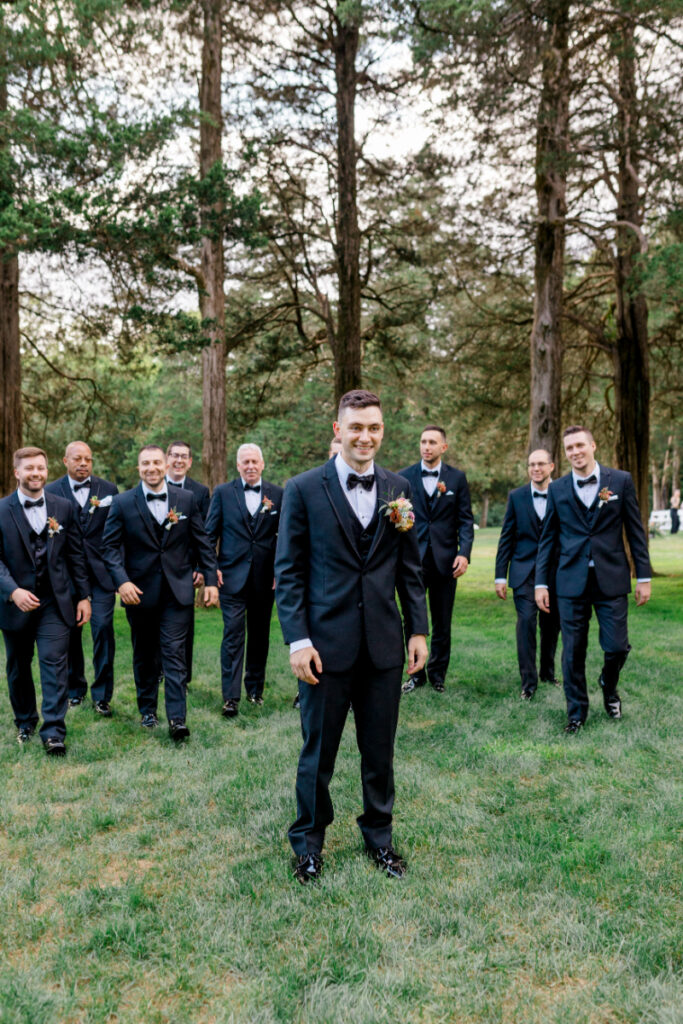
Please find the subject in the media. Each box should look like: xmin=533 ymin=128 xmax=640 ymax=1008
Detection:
xmin=358 ymin=601 xmax=363 ymax=608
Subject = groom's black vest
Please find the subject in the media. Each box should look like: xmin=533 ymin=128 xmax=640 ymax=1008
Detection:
xmin=350 ymin=504 xmax=380 ymax=562
xmin=28 ymin=525 xmax=52 ymax=598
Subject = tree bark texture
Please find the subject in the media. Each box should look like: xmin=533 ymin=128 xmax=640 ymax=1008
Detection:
xmin=528 ymin=1 xmax=570 ymax=468
xmin=199 ymin=0 xmax=226 ymax=491
xmin=0 ymin=252 xmax=21 ymax=496
xmin=612 ymin=17 xmax=650 ymax=534
xmin=333 ymin=15 xmax=362 ymax=403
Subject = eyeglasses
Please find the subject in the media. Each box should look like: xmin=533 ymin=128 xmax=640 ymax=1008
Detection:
xmin=169 ymin=452 xmax=191 ymax=460
xmin=528 ymin=462 xmax=550 ymax=468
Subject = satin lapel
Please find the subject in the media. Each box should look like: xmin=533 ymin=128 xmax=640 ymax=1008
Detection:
xmin=135 ymin=484 xmax=162 ymax=547
xmin=252 ymin=482 xmax=269 ymax=535
xmin=365 ymin=466 xmax=390 ymax=563
xmin=593 ymin=467 xmax=611 ymax=521
xmin=430 ymin=465 xmax=450 ymax=519
xmin=8 ymin=493 xmax=35 ymax=564
xmin=570 ymin=475 xmax=591 ymax=522
xmin=322 ymin=463 xmax=362 ymax=563
xmin=410 ymin=465 xmax=430 ymax=521
xmin=45 ymin=493 xmax=63 ymax=563
xmin=232 ymin=479 xmax=253 ymax=534
xmin=59 ymin=476 xmax=78 ymax=507
xmin=523 ymin=486 xmax=541 ymax=536
xmin=80 ymin=477 xmax=99 ymax=533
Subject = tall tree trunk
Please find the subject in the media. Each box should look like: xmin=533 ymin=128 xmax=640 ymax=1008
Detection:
xmin=333 ymin=14 xmax=362 ymax=403
xmin=480 ymin=491 xmax=489 ymax=529
xmin=0 ymin=50 xmax=21 ymax=495
xmin=650 ymin=460 xmax=661 ymax=511
xmin=199 ymin=0 xmax=226 ymax=490
xmin=528 ymin=0 xmax=570 ymax=468
xmin=612 ymin=15 xmax=650 ymax=535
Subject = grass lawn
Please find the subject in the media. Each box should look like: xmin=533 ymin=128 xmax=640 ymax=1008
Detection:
xmin=0 ymin=529 xmax=681 ymax=1024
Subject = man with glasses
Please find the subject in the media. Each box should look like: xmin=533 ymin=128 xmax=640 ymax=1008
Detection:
xmin=495 ymin=449 xmax=560 ymax=700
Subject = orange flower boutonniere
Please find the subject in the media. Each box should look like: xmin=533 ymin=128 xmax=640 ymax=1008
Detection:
xmin=47 ymin=516 xmax=63 ymax=538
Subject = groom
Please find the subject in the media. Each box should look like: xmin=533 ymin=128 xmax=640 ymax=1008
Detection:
xmin=275 ymin=390 xmax=428 ymax=883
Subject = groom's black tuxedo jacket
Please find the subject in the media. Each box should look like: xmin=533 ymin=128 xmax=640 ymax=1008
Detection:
xmin=495 ymin=484 xmax=554 ymax=589
xmin=275 ymin=460 xmax=428 ymax=672
xmin=101 ymin=484 xmax=218 ymax=608
xmin=205 ymin=478 xmax=283 ymax=595
xmin=535 ymin=467 xmax=651 ymax=598
xmin=398 ymin=461 xmax=474 ymax=575
xmin=0 ymin=491 xmax=90 ymax=631
xmin=45 ymin=474 xmax=118 ymax=592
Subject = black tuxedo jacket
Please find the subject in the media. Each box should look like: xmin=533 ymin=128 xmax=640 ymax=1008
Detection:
xmin=535 ymin=467 xmax=651 ymax=598
xmin=205 ymin=478 xmax=284 ymax=595
xmin=167 ymin=476 xmax=210 ymax=520
xmin=101 ymin=484 xmax=218 ymax=608
xmin=45 ymin=474 xmax=119 ymax=591
xmin=398 ymin=461 xmax=474 ymax=575
xmin=495 ymin=484 xmax=555 ymax=589
xmin=274 ymin=460 xmax=428 ymax=672
xmin=0 ymin=492 xmax=90 ymax=630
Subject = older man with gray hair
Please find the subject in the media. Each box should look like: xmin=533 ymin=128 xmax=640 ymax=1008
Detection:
xmin=205 ymin=444 xmax=284 ymax=717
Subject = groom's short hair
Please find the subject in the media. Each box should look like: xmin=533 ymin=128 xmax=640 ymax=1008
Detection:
xmin=563 ymin=425 xmax=594 ymax=442
xmin=422 ymin=425 xmax=447 ymax=440
xmin=338 ymin=390 xmax=382 ymax=419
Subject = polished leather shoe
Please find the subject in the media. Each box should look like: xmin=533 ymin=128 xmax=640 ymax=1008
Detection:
xmin=541 ymin=676 xmax=561 ymax=686
xmin=93 ymin=700 xmax=112 ymax=717
xmin=431 ymin=681 xmax=445 ymax=693
xmin=294 ymin=852 xmax=323 ymax=884
xmin=292 ymin=693 xmax=301 ymax=710
xmin=169 ymin=719 xmax=190 ymax=741
xmin=401 ymin=677 xmax=416 ymax=695
xmin=17 ymin=726 xmax=35 ymax=745
xmin=141 ymin=712 xmax=159 ymax=729
xmin=247 ymin=695 xmax=264 ymax=706
xmin=521 ymin=690 xmax=534 ymax=700
xmin=599 ymin=675 xmax=622 ymax=719
xmin=68 ymin=696 xmax=83 ymax=707
xmin=367 ymin=845 xmax=407 ymax=879
xmin=44 ymin=737 xmax=66 ymax=756
xmin=222 ymin=699 xmax=239 ymax=718
xmin=564 ymin=720 xmax=583 ymax=735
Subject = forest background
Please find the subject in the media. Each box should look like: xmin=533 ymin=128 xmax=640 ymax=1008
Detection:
xmin=1 ymin=0 xmax=682 ymax=525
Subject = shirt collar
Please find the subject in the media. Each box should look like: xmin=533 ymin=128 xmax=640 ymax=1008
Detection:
xmin=68 ymin=475 xmax=90 ymax=489
xmin=241 ymin=477 xmax=262 ymax=489
xmin=335 ymin=453 xmax=375 ymax=485
xmin=18 ymin=487 xmax=45 ymax=505
xmin=141 ymin=482 xmax=167 ymax=500
xmin=530 ymin=481 xmax=552 ymax=494
xmin=166 ymin=475 xmax=185 ymax=487
xmin=572 ymin=464 xmax=600 ymax=486
xmin=421 ymin=460 xmax=441 ymax=474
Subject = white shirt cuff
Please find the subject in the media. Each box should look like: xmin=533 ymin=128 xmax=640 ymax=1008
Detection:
xmin=290 ymin=638 xmax=313 ymax=654
xmin=494 ymin=578 xmax=506 ymax=584
xmin=636 ymin=578 xmax=651 ymax=583
xmin=534 ymin=585 xmax=548 ymax=589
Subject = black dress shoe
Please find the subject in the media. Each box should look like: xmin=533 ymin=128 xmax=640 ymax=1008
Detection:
xmin=17 ymin=726 xmax=35 ymax=745
xmin=68 ymin=696 xmax=83 ymax=707
xmin=222 ymin=699 xmax=239 ymax=718
xmin=431 ymin=681 xmax=445 ymax=693
xmin=169 ymin=719 xmax=190 ymax=741
xmin=401 ymin=678 xmax=416 ymax=695
xmin=521 ymin=690 xmax=534 ymax=700
xmin=247 ymin=695 xmax=264 ymax=706
xmin=564 ymin=720 xmax=583 ymax=735
xmin=367 ymin=846 xmax=407 ymax=879
xmin=541 ymin=676 xmax=560 ymax=686
xmin=93 ymin=700 xmax=112 ymax=717
xmin=44 ymin=737 xmax=66 ymax=756
xmin=293 ymin=852 xmax=323 ymax=884
xmin=292 ymin=693 xmax=301 ymax=710
xmin=599 ymin=674 xmax=622 ymax=719
xmin=141 ymin=712 xmax=159 ymax=729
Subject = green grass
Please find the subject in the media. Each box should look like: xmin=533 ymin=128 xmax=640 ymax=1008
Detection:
xmin=1 ymin=530 xmax=681 ymax=1024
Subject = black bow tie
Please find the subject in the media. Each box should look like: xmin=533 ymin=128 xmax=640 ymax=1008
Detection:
xmin=168 ymin=480 xmax=183 ymax=488
xmin=421 ymin=469 xmax=439 ymax=478
xmin=24 ymin=497 xmax=44 ymax=509
xmin=244 ymin=484 xmax=261 ymax=493
xmin=147 ymin=491 xmax=167 ymax=502
xmin=347 ymin=473 xmax=375 ymax=491
xmin=532 ymin=491 xmax=548 ymax=500
xmin=577 ymin=475 xmax=597 ymax=489
xmin=73 ymin=480 xmax=91 ymax=492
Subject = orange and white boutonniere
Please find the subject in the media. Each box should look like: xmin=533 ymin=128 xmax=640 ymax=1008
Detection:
xmin=598 ymin=487 xmax=619 ymax=509
xmin=47 ymin=516 xmax=63 ymax=538
xmin=260 ymin=496 xmax=274 ymax=514
xmin=89 ymin=494 xmax=114 ymax=515
xmin=434 ymin=481 xmax=454 ymax=501
xmin=381 ymin=495 xmax=415 ymax=532
xmin=164 ymin=507 xmax=187 ymax=531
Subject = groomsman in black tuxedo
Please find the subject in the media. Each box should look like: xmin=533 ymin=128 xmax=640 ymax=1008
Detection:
xmin=45 ymin=441 xmax=118 ymax=716
xmin=165 ymin=440 xmax=210 ymax=685
xmin=275 ymin=390 xmax=428 ymax=883
xmin=205 ymin=443 xmax=283 ymax=717
xmin=494 ymin=449 xmax=560 ymax=699
xmin=536 ymin=426 xmax=652 ymax=733
xmin=101 ymin=445 xmax=219 ymax=740
xmin=399 ymin=426 xmax=474 ymax=693
xmin=0 ymin=447 xmax=91 ymax=754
